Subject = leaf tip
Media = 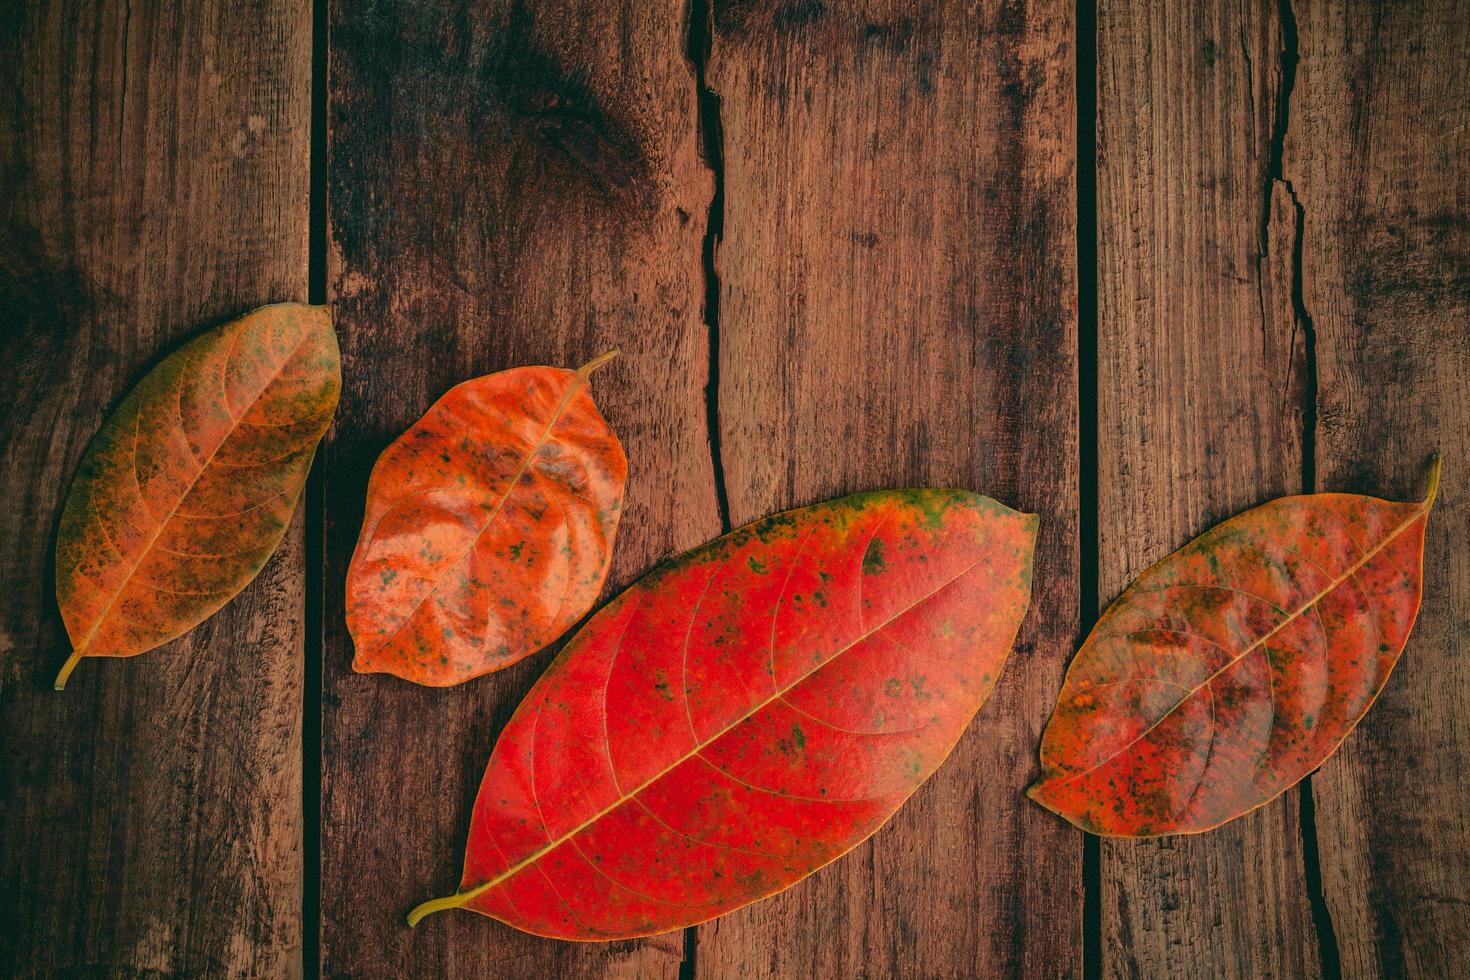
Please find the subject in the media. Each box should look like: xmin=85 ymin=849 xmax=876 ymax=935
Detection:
xmin=1424 ymin=454 xmax=1443 ymax=508
xmin=54 ymin=651 xmax=83 ymax=691
xmin=577 ymin=349 xmax=620 ymax=379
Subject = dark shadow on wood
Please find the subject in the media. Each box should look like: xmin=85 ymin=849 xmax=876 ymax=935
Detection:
xmin=304 ymin=0 xmax=330 ymax=975
xmin=1075 ymin=1 xmax=1101 ymax=974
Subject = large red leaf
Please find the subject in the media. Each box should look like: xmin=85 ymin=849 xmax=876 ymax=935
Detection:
xmin=1029 ymin=459 xmax=1441 ymax=836
xmin=346 ymin=353 xmax=626 ymax=685
xmin=408 ymin=489 xmax=1036 ymax=938
xmin=54 ymin=304 xmax=340 ymax=689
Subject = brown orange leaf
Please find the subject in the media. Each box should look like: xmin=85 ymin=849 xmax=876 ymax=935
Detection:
xmin=346 ymin=352 xmax=626 ymax=686
xmin=54 ymin=304 xmax=340 ymax=689
xmin=1028 ymin=457 xmax=1440 ymax=835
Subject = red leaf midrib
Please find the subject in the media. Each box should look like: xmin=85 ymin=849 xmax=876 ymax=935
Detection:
xmin=469 ymin=546 xmax=990 ymax=905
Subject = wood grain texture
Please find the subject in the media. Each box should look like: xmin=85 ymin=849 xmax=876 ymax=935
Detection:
xmin=1288 ymin=1 xmax=1470 ymax=974
xmin=323 ymin=0 xmax=718 ymax=975
xmin=0 ymin=0 xmax=310 ymax=976
xmin=2 ymin=0 xmax=1462 ymax=974
xmin=1095 ymin=0 xmax=1323 ymax=975
xmin=696 ymin=1 xmax=1080 ymax=975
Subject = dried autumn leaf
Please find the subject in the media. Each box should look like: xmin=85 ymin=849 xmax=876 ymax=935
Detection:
xmin=407 ymin=489 xmax=1036 ymax=939
xmin=54 ymin=304 xmax=340 ymax=690
xmin=346 ymin=352 xmax=626 ymax=686
xmin=1029 ymin=458 xmax=1441 ymax=836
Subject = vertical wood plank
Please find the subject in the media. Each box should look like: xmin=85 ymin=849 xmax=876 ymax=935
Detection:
xmin=696 ymin=1 xmax=1080 ymax=975
xmin=1094 ymin=1 xmax=1323 ymax=975
xmin=0 ymin=0 xmax=311 ymax=976
xmin=1290 ymin=1 xmax=1470 ymax=974
xmin=322 ymin=1 xmax=719 ymax=975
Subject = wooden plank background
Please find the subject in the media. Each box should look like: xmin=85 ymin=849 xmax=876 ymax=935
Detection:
xmin=699 ymin=2 xmax=1079 ymax=977
xmin=0 ymin=1 xmax=311 ymax=976
xmin=1296 ymin=3 xmax=1470 ymax=976
xmin=0 ymin=0 xmax=1465 ymax=977
xmin=321 ymin=0 xmax=714 ymax=976
xmin=1095 ymin=2 xmax=1320 ymax=975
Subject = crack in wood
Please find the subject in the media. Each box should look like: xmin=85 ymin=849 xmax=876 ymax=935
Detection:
xmin=682 ymin=2 xmax=729 ymax=974
xmin=1263 ymin=3 xmax=1338 ymax=977
xmin=689 ymin=0 xmax=732 ymax=537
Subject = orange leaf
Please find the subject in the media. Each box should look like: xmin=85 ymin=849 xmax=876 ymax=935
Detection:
xmin=346 ymin=352 xmax=627 ymax=686
xmin=1029 ymin=457 xmax=1441 ymax=836
xmin=54 ymin=304 xmax=340 ymax=690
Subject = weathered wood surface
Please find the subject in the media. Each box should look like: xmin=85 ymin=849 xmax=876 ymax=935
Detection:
xmin=0 ymin=0 xmax=311 ymax=977
xmin=322 ymin=0 xmax=718 ymax=975
xmin=697 ymin=1 xmax=1081 ymax=976
xmin=1095 ymin=0 xmax=1322 ymax=976
xmin=2 ymin=0 xmax=1467 ymax=976
xmin=1095 ymin=0 xmax=1469 ymax=976
xmin=1292 ymin=1 xmax=1470 ymax=975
